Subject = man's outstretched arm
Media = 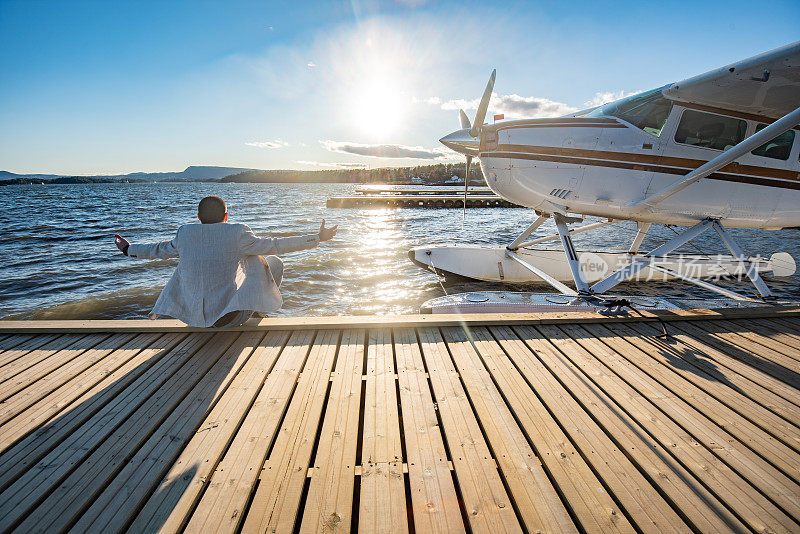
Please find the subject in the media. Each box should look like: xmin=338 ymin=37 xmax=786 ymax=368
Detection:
xmin=114 ymin=233 xmax=179 ymax=259
xmin=239 ymin=220 xmax=337 ymax=256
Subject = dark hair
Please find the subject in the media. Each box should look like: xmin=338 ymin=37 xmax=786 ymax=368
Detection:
xmin=198 ymin=196 xmax=227 ymax=224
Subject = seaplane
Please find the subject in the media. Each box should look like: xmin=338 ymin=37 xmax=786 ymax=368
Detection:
xmin=409 ymin=41 xmax=800 ymax=313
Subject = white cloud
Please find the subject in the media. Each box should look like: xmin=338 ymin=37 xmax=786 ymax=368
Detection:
xmin=584 ymin=89 xmax=641 ymax=108
xmin=297 ymin=160 xmax=366 ymax=168
xmin=307 ymin=61 xmax=317 ymax=68
xmin=321 ymin=140 xmax=449 ymax=159
xmin=437 ymin=92 xmax=577 ymax=119
xmin=244 ymin=139 xmax=289 ymax=149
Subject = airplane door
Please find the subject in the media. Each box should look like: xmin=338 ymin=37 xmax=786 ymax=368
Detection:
xmin=592 ymin=127 xmax=657 ymax=204
xmin=562 ymin=136 xmax=585 ymax=196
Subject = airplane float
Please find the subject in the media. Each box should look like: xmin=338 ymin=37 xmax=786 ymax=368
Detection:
xmin=409 ymin=42 xmax=800 ymax=312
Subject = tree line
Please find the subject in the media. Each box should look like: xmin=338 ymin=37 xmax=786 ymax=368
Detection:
xmin=221 ymin=162 xmax=486 ymax=185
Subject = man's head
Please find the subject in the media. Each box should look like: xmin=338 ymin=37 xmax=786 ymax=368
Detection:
xmin=198 ymin=196 xmax=228 ymax=224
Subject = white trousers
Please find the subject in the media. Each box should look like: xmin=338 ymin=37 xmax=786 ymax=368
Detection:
xmin=215 ymin=255 xmax=283 ymax=327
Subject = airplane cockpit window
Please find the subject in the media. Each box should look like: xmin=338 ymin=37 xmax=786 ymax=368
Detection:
xmin=751 ymin=123 xmax=795 ymax=160
xmin=674 ymin=109 xmax=746 ymax=151
xmin=586 ymin=87 xmax=672 ymax=136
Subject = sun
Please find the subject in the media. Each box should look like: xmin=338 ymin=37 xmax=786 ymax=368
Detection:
xmin=351 ymin=77 xmax=406 ymax=139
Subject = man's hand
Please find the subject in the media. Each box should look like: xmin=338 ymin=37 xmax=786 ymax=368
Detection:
xmin=318 ymin=219 xmax=338 ymax=242
xmin=114 ymin=234 xmax=130 ymax=255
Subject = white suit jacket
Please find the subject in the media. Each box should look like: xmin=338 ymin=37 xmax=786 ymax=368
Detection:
xmin=128 ymin=222 xmax=319 ymax=327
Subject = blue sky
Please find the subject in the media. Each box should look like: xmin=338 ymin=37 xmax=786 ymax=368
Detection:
xmin=1 ymin=0 xmax=798 ymax=175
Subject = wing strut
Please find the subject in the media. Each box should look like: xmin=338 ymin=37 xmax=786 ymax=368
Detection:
xmin=590 ymin=219 xmax=773 ymax=300
xmin=627 ymin=105 xmax=800 ymax=212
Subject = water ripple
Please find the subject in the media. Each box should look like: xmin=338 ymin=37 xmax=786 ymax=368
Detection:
xmin=1 ymin=182 xmax=798 ymax=319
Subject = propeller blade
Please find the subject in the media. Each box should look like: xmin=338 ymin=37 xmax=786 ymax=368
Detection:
xmin=459 ymin=109 xmax=471 ymax=129
xmin=469 ymin=69 xmax=496 ymax=138
xmin=463 ymin=155 xmax=472 ymax=223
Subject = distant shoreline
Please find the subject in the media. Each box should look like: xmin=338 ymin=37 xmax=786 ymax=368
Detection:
xmin=1 ymin=162 xmax=487 ymax=187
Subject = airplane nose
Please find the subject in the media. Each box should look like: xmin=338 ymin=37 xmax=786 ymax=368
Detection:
xmin=439 ymin=128 xmax=480 ymax=156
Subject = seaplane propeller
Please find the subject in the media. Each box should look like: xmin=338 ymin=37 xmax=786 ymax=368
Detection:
xmin=442 ymin=69 xmax=496 ymax=220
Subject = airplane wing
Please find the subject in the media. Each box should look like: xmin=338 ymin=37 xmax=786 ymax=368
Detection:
xmin=663 ymin=41 xmax=800 ymax=119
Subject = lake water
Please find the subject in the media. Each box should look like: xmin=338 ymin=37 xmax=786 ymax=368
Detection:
xmin=1 ymin=182 xmax=798 ymax=320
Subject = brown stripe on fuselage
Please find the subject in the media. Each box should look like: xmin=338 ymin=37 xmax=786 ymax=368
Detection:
xmin=495 ymin=144 xmax=800 ymax=181
xmin=481 ymin=151 xmax=800 ymax=191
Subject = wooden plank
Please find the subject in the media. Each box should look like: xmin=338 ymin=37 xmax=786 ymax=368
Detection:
xmin=743 ymin=318 xmax=800 ymax=349
xmin=600 ymin=321 xmax=800 ymax=457
xmin=0 ymin=334 xmax=91 ymax=379
xmin=357 ymin=328 xmax=407 ymax=534
xmin=635 ymin=320 xmax=800 ymax=408
xmin=623 ymin=321 xmax=800 ymax=427
xmin=770 ymin=317 xmax=800 ymax=336
xmin=69 ymin=331 xmax=272 ymax=533
xmin=125 ymin=330 xmax=289 ymax=533
xmin=0 ymin=333 xmax=56 ymax=356
xmin=440 ymin=326 xmax=578 ymax=533
xmin=417 ymin=327 xmax=522 ymax=533
xmin=671 ymin=321 xmax=800 ymax=389
xmin=0 ymin=333 xmax=117 ymax=399
xmin=553 ymin=323 xmax=800 ymax=531
xmin=393 ymin=327 xmax=463 ymax=533
xmin=0 ymin=333 xmax=178 ymax=454
xmin=713 ymin=319 xmax=800 ymax=363
xmin=0 ymin=334 xmax=61 ymax=366
xmin=241 ymin=329 xmax=341 ymax=534
xmin=0 ymin=333 xmax=155 ymax=427
xmin=0 ymin=333 xmax=189 ymax=483
xmin=9 ymin=331 xmax=242 ymax=533
xmin=725 ymin=319 xmax=800 ymax=363
xmin=504 ymin=324 xmax=747 ymax=533
xmin=488 ymin=325 xmax=673 ymax=533
xmin=687 ymin=320 xmax=800 ymax=374
xmin=182 ymin=329 xmax=315 ymax=533
xmin=1 ymin=306 xmax=798 ymax=333
xmin=586 ymin=322 xmax=800 ymax=479
xmin=299 ymin=329 xmax=366 ymax=533
xmin=0 ymin=332 xmax=228 ymax=532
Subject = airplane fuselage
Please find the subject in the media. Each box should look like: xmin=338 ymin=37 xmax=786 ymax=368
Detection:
xmin=478 ymin=100 xmax=800 ymax=229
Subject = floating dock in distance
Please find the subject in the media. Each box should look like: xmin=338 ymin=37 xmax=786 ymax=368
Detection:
xmin=354 ymin=187 xmax=494 ymax=195
xmin=1 ymin=307 xmax=799 ymax=532
xmin=327 ymin=194 xmax=522 ymax=208
xmin=327 ymin=186 xmax=521 ymax=208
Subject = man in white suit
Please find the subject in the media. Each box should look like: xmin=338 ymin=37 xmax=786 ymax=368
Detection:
xmin=114 ymin=195 xmax=337 ymax=327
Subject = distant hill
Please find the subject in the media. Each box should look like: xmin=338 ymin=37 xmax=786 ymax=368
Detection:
xmin=0 ymin=171 xmax=62 ymax=180
xmin=122 ymin=166 xmax=256 ymax=181
xmin=0 ymin=165 xmax=255 ymax=183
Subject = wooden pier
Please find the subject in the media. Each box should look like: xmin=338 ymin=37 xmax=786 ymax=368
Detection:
xmin=0 ymin=307 xmax=799 ymax=533
xmin=327 ymin=189 xmax=520 ymax=209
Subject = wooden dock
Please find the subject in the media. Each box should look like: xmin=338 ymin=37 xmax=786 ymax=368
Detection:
xmin=327 ymin=190 xmax=520 ymax=209
xmin=0 ymin=307 xmax=799 ymax=533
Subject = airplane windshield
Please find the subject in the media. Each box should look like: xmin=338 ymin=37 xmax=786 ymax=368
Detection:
xmin=587 ymin=86 xmax=672 ymax=136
